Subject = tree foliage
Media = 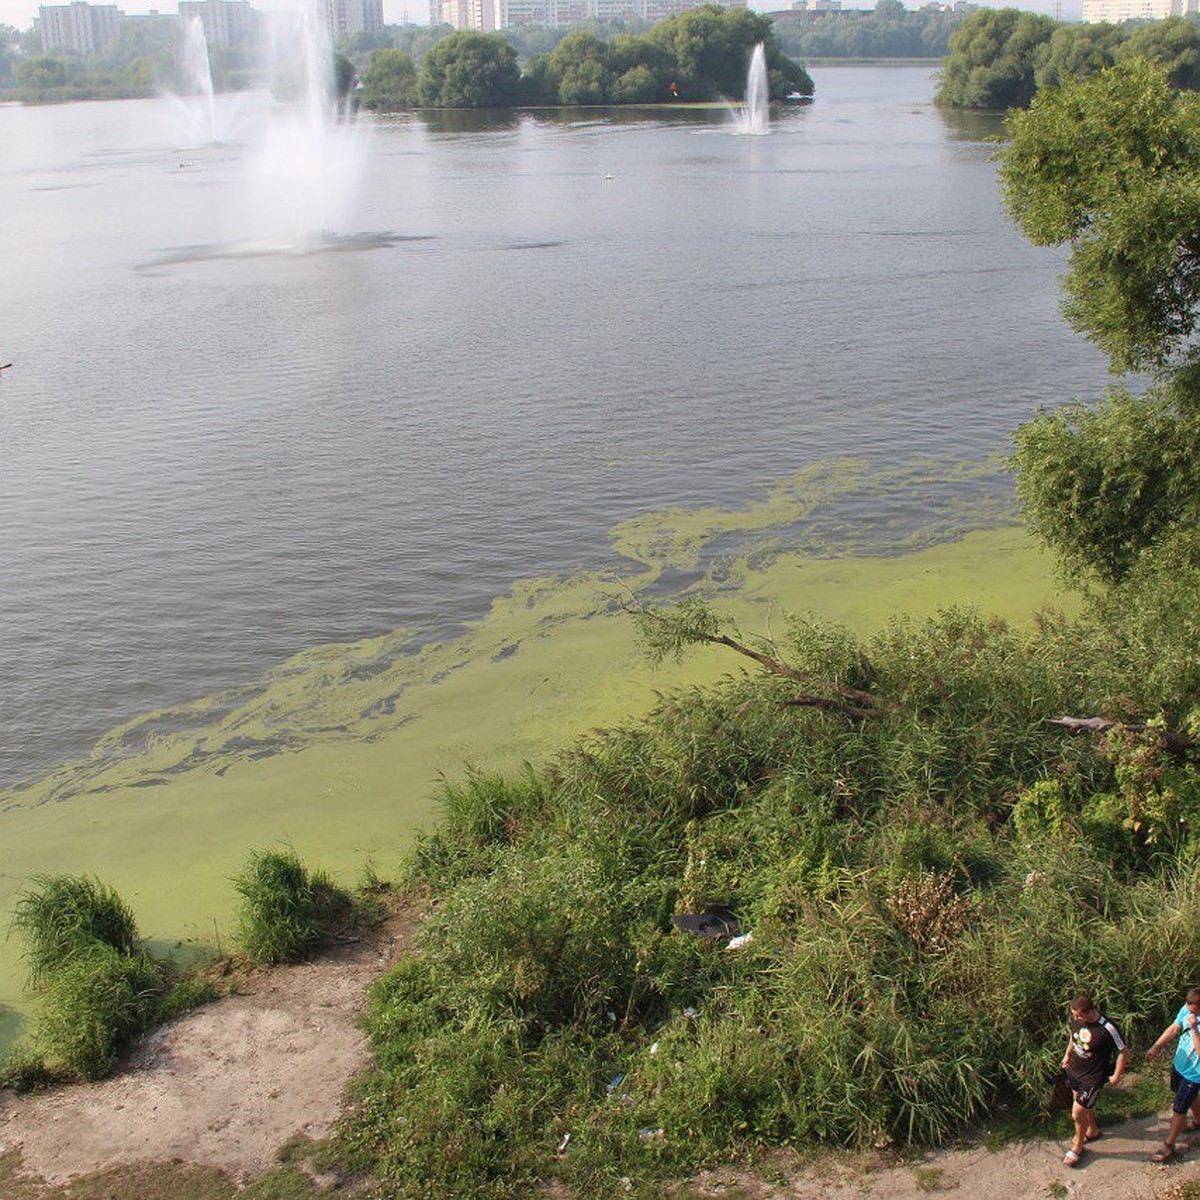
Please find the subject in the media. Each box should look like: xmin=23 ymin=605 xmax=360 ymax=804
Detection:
xmin=935 ymin=8 xmax=1056 ymax=109
xmin=937 ymin=10 xmax=1200 ymax=110
xmin=360 ymin=46 xmax=418 ymax=111
xmin=388 ymin=7 xmax=810 ymax=109
xmin=1033 ymin=21 xmax=1122 ymax=91
xmin=1011 ymin=372 xmax=1200 ymax=583
xmin=418 ymin=31 xmax=521 ymax=107
xmin=1117 ymin=15 xmax=1200 ymax=90
xmin=773 ymin=4 xmax=963 ymax=61
xmin=1000 ymin=57 xmax=1200 ymax=373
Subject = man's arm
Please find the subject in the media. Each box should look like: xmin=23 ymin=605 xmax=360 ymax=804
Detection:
xmin=1109 ymin=1046 xmax=1128 ymax=1085
xmin=1147 ymin=1022 xmax=1182 ymax=1060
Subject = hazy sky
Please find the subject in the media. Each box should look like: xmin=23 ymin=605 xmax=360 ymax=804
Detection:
xmin=1 ymin=0 xmax=1078 ymax=42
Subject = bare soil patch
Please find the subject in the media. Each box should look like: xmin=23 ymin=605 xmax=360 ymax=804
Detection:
xmin=0 ymin=909 xmax=415 ymax=1192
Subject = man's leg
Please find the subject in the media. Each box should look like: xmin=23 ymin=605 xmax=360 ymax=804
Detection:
xmin=1069 ymin=1098 xmax=1091 ymax=1154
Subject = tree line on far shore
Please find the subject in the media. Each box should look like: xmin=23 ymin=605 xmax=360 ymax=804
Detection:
xmin=935 ymin=8 xmax=1200 ymax=109
xmin=359 ymin=7 xmax=810 ymax=110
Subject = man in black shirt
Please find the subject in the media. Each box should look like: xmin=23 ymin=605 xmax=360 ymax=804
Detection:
xmin=1061 ymin=993 xmax=1127 ymax=1167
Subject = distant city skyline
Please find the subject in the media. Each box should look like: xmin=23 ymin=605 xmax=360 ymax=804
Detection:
xmin=0 ymin=0 xmax=1082 ymax=39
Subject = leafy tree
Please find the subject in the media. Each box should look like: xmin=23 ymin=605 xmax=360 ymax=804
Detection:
xmin=1033 ymin=21 xmax=1122 ymax=91
xmin=16 ymin=54 xmax=68 ymax=89
xmin=597 ymin=33 xmax=675 ymax=102
xmin=774 ymin=9 xmax=962 ymax=60
xmin=935 ymin=7 xmax=1056 ymax=109
xmin=548 ymin=29 xmax=611 ymax=103
xmin=417 ymin=31 xmax=520 ymax=107
xmin=1117 ymin=15 xmax=1200 ymax=90
xmin=1000 ymin=57 xmax=1200 ymax=372
xmin=517 ymin=51 xmax=559 ymax=104
xmin=360 ymin=46 xmax=418 ymax=110
xmin=1011 ymin=372 xmax=1200 ymax=583
xmin=340 ymin=29 xmax=393 ymax=57
xmin=651 ymin=4 xmax=787 ymax=101
xmin=334 ymin=50 xmax=356 ymax=99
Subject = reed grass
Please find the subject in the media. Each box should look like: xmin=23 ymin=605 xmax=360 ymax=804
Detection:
xmin=10 ymin=873 xmax=139 ymax=987
xmin=339 ymin=603 xmax=1200 ymax=1196
xmin=233 ymin=847 xmax=355 ymax=965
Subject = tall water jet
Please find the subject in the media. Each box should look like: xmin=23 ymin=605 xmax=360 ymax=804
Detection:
xmin=742 ymin=42 xmax=769 ymax=136
xmin=244 ymin=3 xmax=368 ymax=252
xmin=170 ymin=16 xmax=218 ymax=145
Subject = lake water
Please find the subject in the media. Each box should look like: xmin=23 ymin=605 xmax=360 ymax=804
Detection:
xmin=0 ymin=65 xmax=1112 ymax=794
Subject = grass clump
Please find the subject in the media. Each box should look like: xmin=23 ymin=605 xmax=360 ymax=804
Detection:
xmin=34 ymin=944 xmax=163 ymax=1080
xmin=233 ymin=848 xmax=356 ymax=965
xmin=3 ymin=873 xmax=224 ymax=1084
xmin=11 ymin=874 xmax=138 ymax=987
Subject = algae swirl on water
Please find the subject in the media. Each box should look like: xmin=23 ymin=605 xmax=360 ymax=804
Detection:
xmin=0 ymin=457 xmax=1057 ymax=1051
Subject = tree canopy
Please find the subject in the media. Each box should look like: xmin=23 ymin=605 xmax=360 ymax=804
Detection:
xmin=937 ymin=10 xmax=1200 ymax=110
xmin=1004 ymin=57 xmax=1200 ymax=586
xmin=1000 ymin=57 xmax=1200 ymax=374
xmin=773 ymin=3 xmax=964 ymax=61
xmin=417 ymin=31 xmax=522 ymax=107
xmin=360 ymin=6 xmax=811 ymax=110
xmin=359 ymin=46 xmax=418 ymax=111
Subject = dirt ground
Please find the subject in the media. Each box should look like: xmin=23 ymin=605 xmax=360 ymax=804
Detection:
xmin=2 ymin=918 xmax=1200 ymax=1198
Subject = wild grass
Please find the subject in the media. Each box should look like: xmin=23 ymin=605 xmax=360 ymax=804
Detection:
xmin=338 ymin=605 xmax=1200 ymax=1197
xmin=233 ymin=847 xmax=356 ymax=965
xmin=10 ymin=874 xmax=138 ymax=987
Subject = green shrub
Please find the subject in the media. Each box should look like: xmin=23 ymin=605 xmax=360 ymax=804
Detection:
xmin=0 ymin=1044 xmax=58 ymax=1091
xmin=10 ymin=874 xmax=139 ymax=986
xmin=340 ymin=601 xmax=1200 ymax=1195
xmin=34 ymin=944 xmax=162 ymax=1079
xmin=233 ymin=848 xmax=354 ymax=965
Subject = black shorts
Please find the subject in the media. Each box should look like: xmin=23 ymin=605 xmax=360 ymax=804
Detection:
xmin=1170 ymin=1068 xmax=1200 ymax=1115
xmin=1072 ymin=1080 xmax=1105 ymax=1110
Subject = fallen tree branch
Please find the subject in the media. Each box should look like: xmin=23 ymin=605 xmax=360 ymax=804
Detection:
xmin=1044 ymin=717 xmax=1198 ymax=759
xmin=614 ymin=584 xmax=896 ymax=715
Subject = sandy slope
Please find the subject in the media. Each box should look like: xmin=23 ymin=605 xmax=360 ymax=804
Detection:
xmin=0 ymin=915 xmax=411 ymax=1188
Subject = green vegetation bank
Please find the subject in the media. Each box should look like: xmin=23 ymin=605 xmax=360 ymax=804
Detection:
xmin=936 ymin=8 xmax=1200 ymax=109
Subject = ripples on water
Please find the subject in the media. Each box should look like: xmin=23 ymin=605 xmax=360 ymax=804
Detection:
xmin=0 ymin=66 xmax=1114 ymax=789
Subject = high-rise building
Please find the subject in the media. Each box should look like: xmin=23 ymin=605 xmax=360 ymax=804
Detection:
xmin=324 ymin=0 xmax=385 ymax=37
xmin=38 ymin=0 xmax=120 ymax=55
xmin=177 ymin=0 xmax=257 ymax=46
xmin=446 ymin=0 xmax=741 ymax=30
xmin=1082 ymin=0 xmax=1197 ymax=18
xmin=432 ymin=0 xmax=495 ymax=29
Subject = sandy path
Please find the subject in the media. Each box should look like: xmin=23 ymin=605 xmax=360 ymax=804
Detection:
xmin=0 ymin=917 xmax=409 ymax=1187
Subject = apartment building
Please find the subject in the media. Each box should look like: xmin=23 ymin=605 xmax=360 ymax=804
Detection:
xmin=177 ymin=0 xmax=256 ymax=45
xmin=1082 ymin=0 xmax=1197 ymax=18
xmin=38 ymin=0 xmax=120 ymax=55
xmin=323 ymin=0 xmax=385 ymax=38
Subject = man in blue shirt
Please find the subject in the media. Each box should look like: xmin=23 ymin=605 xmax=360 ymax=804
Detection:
xmin=1145 ymin=986 xmax=1200 ymax=1161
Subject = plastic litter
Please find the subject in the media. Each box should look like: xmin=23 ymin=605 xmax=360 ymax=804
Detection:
xmin=726 ymin=932 xmax=753 ymax=950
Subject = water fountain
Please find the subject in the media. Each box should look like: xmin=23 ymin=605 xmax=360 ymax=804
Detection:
xmin=166 ymin=16 xmax=218 ymax=146
xmin=741 ymin=43 xmax=769 ymax=136
xmin=242 ymin=3 xmax=369 ymax=252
